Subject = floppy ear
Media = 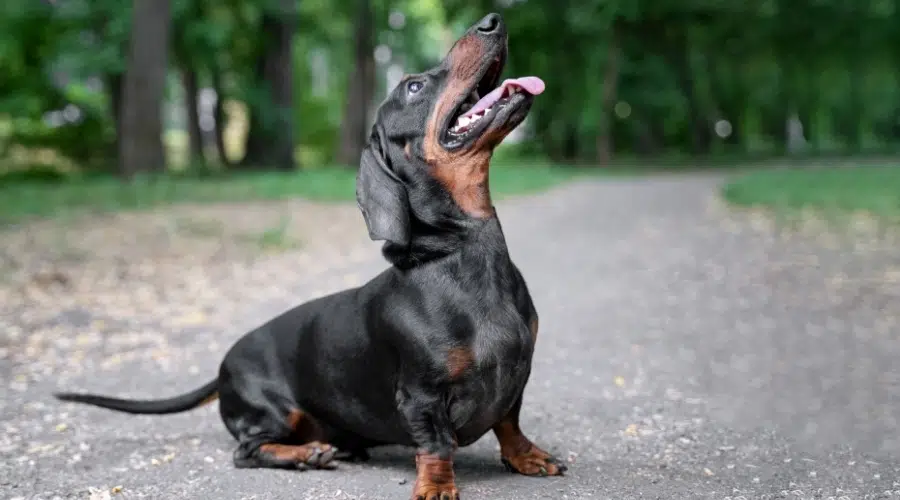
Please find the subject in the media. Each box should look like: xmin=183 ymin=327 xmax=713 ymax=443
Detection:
xmin=356 ymin=128 xmax=411 ymax=246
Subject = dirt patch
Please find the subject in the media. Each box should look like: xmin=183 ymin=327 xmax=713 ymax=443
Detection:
xmin=0 ymin=199 xmax=378 ymax=370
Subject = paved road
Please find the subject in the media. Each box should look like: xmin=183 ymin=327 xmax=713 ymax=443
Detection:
xmin=3 ymin=174 xmax=899 ymax=499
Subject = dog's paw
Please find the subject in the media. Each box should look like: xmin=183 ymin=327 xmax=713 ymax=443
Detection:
xmin=412 ymin=453 xmax=460 ymax=500
xmin=411 ymin=483 xmax=460 ymax=500
xmin=240 ymin=441 xmax=339 ymax=470
xmin=501 ymin=445 xmax=567 ymax=476
xmin=295 ymin=442 xmax=338 ymax=470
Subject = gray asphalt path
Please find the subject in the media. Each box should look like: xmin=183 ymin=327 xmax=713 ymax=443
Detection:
xmin=3 ymin=174 xmax=900 ymax=499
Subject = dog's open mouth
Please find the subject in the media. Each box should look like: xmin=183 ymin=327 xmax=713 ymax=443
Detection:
xmin=440 ymin=53 xmax=545 ymax=150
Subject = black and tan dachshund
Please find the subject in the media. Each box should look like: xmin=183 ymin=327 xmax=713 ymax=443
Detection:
xmin=55 ymin=13 xmax=564 ymax=499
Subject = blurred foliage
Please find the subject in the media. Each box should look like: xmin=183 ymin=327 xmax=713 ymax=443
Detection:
xmin=0 ymin=0 xmax=447 ymax=173
xmin=1 ymin=0 xmax=899 ymax=173
xmin=445 ymin=0 xmax=900 ymax=163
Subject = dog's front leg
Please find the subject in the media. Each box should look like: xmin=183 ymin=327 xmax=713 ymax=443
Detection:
xmin=493 ymin=392 xmax=567 ymax=477
xmin=397 ymin=385 xmax=460 ymax=500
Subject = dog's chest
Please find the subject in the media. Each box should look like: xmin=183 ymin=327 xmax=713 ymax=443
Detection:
xmin=448 ymin=303 xmax=533 ymax=444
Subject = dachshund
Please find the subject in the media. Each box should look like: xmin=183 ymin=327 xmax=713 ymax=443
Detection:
xmin=56 ymin=12 xmax=563 ymax=500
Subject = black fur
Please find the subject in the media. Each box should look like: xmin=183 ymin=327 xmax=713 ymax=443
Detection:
xmin=55 ymin=13 xmax=564 ymax=498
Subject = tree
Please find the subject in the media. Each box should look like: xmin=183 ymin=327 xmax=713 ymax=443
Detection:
xmin=4 ymin=0 xmax=900 ymax=174
xmin=240 ymin=0 xmax=297 ymax=170
xmin=118 ymin=0 xmax=172 ymax=178
xmin=172 ymin=0 xmax=207 ymax=167
xmin=336 ymin=0 xmax=376 ymax=167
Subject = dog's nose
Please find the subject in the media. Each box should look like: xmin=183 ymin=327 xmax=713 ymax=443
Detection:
xmin=476 ymin=13 xmax=502 ymax=34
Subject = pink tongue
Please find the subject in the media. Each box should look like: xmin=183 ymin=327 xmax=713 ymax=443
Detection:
xmin=461 ymin=77 xmax=545 ymax=118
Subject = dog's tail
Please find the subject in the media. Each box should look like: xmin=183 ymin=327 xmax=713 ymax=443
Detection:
xmin=54 ymin=378 xmax=219 ymax=415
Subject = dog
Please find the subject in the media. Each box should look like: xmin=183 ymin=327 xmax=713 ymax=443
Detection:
xmin=55 ymin=13 xmax=564 ymax=500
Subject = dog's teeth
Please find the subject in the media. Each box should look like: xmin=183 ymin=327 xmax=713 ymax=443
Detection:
xmin=458 ymin=116 xmax=471 ymax=127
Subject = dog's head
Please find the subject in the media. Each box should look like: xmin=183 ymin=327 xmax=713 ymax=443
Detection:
xmin=356 ymin=13 xmax=544 ymax=252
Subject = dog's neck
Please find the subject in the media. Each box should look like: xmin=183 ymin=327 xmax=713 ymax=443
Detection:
xmin=429 ymin=151 xmax=495 ymax=219
xmin=382 ymin=214 xmax=505 ymax=271
xmin=378 ymin=150 xmax=502 ymax=270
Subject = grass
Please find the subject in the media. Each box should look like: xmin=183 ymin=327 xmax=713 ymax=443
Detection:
xmin=722 ymin=165 xmax=900 ymax=220
xmin=0 ymin=161 xmax=587 ymax=225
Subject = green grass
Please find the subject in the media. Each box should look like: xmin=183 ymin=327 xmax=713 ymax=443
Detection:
xmin=722 ymin=166 xmax=900 ymax=219
xmin=0 ymin=162 xmax=586 ymax=225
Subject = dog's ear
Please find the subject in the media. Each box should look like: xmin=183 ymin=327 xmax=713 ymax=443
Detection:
xmin=356 ymin=126 xmax=411 ymax=246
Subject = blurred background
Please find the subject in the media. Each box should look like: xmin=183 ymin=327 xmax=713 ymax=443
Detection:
xmin=4 ymin=0 xmax=900 ymax=182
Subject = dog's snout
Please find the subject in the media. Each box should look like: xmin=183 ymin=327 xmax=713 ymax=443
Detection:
xmin=475 ymin=13 xmax=502 ymax=34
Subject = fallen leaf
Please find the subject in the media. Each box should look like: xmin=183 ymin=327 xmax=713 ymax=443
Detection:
xmin=176 ymin=311 xmax=207 ymax=325
xmin=88 ymin=487 xmax=112 ymax=500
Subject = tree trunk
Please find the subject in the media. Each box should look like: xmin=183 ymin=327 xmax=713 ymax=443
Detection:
xmin=672 ymin=29 xmax=711 ymax=155
xmin=596 ymin=26 xmax=620 ymax=165
xmin=118 ymin=0 xmax=171 ymax=179
xmin=181 ymin=67 xmax=205 ymax=167
xmin=211 ymin=68 xmax=231 ymax=166
xmin=336 ymin=0 xmax=375 ymax=167
xmin=265 ymin=0 xmax=296 ymax=170
xmin=240 ymin=0 xmax=296 ymax=170
xmin=241 ymin=57 xmax=270 ymax=168
xmin=106 ymin=73 xmax=123 ymax=163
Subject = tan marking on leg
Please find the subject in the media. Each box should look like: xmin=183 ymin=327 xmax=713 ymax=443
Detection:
xmin=259 ymin=441 xmax=334 ymax=465
xmin=285 ymin=408 xmax=325 ymax=444
xmin=446 ymin=346 xmax=475 ymax=380
xmin=529 ymin=316 xmax=539 ymax=343
xmin=493 ymin=419 xmax=565 ymax=476
xmin=411 ymin=452 xmax=459 ymax=500
xmin=198 ymin=391 xmax=219 ymax=407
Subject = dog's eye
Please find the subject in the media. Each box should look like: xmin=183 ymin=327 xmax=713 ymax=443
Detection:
xmin=406 ymin=81 xmax=423 ymax=94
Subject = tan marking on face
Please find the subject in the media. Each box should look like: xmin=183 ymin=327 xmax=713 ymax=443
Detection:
xmin=422 ymin=34 xmax=497 ymax=219
xmin=446 ymin=346 xmax=475 ymax=380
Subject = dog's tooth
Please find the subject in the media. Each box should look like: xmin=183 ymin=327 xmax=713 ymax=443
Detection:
xmin=458 ymin=116 xmax=471 ymax=127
